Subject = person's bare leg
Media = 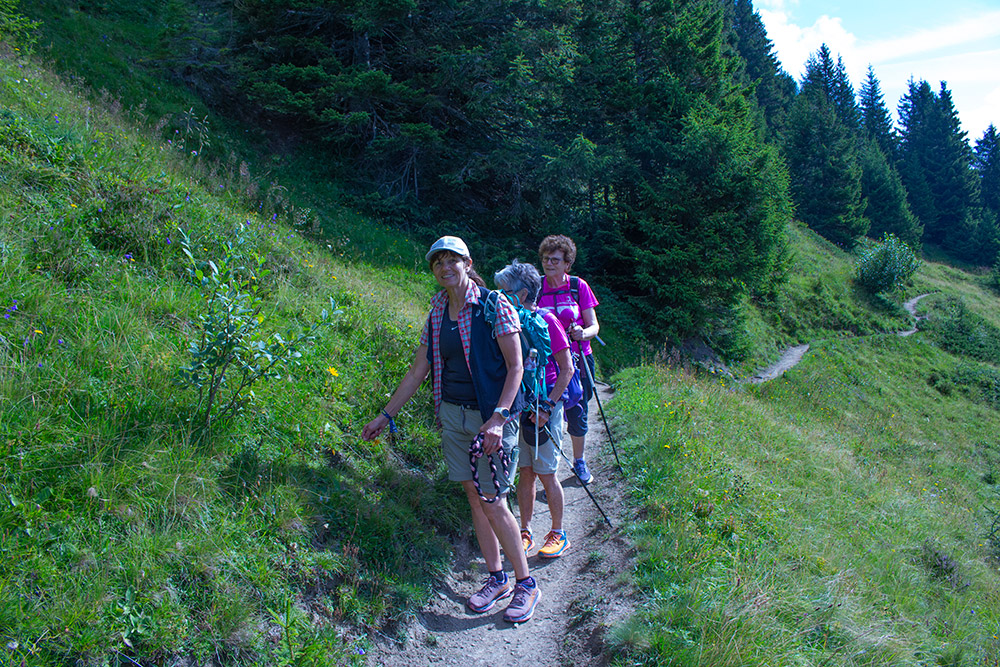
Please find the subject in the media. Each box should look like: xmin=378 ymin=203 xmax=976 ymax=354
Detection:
xmin=536 ymin=472 xmax=564 ymax=531
xmin=571 ymin=434 xmax=585 ymax=461
xmin=462 ymin=481 xmax=502 ymax=571
xmin=516 ymin=468 xmax=536 ymax=533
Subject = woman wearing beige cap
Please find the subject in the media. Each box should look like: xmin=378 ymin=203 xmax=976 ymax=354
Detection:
xmin=362 ymin=236 xmax=541 ymax=623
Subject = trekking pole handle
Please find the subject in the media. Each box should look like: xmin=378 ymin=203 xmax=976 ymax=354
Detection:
xmin=525 ymin=348 xmax=538 ymax=371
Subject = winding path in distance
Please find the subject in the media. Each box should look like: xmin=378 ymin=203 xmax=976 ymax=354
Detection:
xmin=746 ymin=293 xmax=934 ymax=382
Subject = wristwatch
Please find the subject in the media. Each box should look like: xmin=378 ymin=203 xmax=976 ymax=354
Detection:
xmin=493 ymin=406 xmax=510 ymax=419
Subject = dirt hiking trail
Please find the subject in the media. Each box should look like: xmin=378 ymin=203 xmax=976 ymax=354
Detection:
xmin=747 ymin=293 xmax=934 ymax=382
xmin=366 ymin=294 xmax=935 ymax=665
xmin=368 ymin=384 xmax=636 ymax=667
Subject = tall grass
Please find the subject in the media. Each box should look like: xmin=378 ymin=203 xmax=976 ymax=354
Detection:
xmin=609 ymin=321 xmax=1000 ymax=664
xmin=0 ymin=49 xmax=462 ymax=666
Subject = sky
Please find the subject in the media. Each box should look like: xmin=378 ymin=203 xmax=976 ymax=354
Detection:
xmin=755 ymin=0 xmax=1000 ymax=142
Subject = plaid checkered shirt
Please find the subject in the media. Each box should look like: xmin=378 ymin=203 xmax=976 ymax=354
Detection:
xmin=420 ymin=281 xmax=521 ymax=423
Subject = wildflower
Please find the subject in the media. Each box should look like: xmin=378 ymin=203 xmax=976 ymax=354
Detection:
xmin=327 ymin=367 xmax=339 ymax=377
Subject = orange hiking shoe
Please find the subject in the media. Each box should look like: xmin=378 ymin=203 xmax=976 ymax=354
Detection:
xmin=521 ymin=529 xmax=534 ymax=554
xmin=538 ymin=530 xmax=570 ymax=558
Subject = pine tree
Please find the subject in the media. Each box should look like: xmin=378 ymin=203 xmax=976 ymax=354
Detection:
xmin=727 ymin=0 xmax=796 ymax=139
xmin=859 ymin=66 xmax=897 ymax=159
xmin=785 ymin=45 xmax=867 ymax=247
xmin=898 ymin=79 xmax=979 ymax=257
xmin=976 ymin=125 xmax=1000 ymax=218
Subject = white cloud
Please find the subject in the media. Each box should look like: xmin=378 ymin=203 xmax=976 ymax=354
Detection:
xmin=760 ymin=7 xmax=1000 ymax=138
xmin=862 ymin=12 xmax=1000 ymax=66
xmin=758 ymin=9 xmax=856 ymax=79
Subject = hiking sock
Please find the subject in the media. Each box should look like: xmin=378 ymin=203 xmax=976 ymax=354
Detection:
xmin=490 ymin=570 xmax=508 ymax=584
xmin=515 ymin=576 xmax=536 ymax=589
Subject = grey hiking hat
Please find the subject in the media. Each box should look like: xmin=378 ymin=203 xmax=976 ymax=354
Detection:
xmin=425 ymin=235 xmax=471 ymax=262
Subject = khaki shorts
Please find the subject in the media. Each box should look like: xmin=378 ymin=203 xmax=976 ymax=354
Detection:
xmin=519 ymin=400 xmax=564 ymax=476
xmin=440 ymin=401 xmax=519 ymax=496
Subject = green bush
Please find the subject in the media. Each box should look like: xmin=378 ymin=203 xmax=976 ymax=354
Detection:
xmin=854 ymin=233 xmax=921 ymax=294
xmin=177 ymin=225 xmax=339 ymax=433
xmin=952 ymin=361 xmax=1000 ymax=409
xmin=0 ymin=0 xmax=38 ymax=50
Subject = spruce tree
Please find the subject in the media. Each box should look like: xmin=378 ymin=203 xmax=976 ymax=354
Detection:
xmin=860 ymin=139 xmax=921 ymax=247
xmin=727 ymin=0 xmax=796 ymax=139
xmin=859 ymin=66 xmax=897 ymax=159
xmin=571 ymin=0 xmax=791 ymax=338
xmin=785 ymin=46 xmax=868 ymax=247
xmin=898 ymin=79 xmax=979 ymax=257
xmin=800 ymin=45 xmax=860 ymax=131
xmin=976 ymin=125 xmax=1000 ymax=218
xmin=974 ymin=125 xmax=1000 ymax=266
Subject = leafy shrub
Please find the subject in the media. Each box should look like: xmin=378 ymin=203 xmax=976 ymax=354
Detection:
xmin=0 ymin=0 xmax=38 ymax=50
xmin=178 ymin=225 xmax=340 ymax=433
xmin=854 ymin=233 xmax=920 ymax=294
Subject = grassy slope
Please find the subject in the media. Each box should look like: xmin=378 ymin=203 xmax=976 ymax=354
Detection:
xmin=608 ymin=234 xmax=1000 ymax=664
xmin=0 ymin=45 xmax=463 ymax=665
xmin=8 ymin=3 xmax=1000 ymax=666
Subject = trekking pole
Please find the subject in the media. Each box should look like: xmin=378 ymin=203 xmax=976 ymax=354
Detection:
xmin=525 ymin=348 xmax=540 ymax=463
xmin=541 ymin=423 xmax=613 ymax=528
xmin=578 ymin=349 xmax=623 ymax=471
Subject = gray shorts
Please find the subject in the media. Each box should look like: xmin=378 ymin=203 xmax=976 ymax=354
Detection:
xmin=519 ymin=400 xmax=564 ymax=476
xmin=440 ymin=401 xmax=519 ymax=496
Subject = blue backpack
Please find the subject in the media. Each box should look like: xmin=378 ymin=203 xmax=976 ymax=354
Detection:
xmin=481 ymin=288 xmax=551 ymax=401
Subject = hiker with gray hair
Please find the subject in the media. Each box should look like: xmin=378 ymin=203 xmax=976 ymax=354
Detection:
xmin=494 ymin=260 xmax=576 ymax=559
xmin=362 ymin=236 xmax=541 ymax=623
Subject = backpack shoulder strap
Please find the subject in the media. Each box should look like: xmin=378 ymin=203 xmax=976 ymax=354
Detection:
xmin=479 ymin=285 xmax=500 ymax=334
xmin=569 ymin=276 xmax=580 ymax=305
xmin=540 ymin=276 xmax=570 ymax=298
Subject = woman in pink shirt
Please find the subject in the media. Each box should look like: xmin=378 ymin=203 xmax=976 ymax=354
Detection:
xmin=535 ymin=235 xmax=600 ymax=485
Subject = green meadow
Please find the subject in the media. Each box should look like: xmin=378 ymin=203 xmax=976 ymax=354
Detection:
xmin=607 ymin=276 xmax=1000 ymax=664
